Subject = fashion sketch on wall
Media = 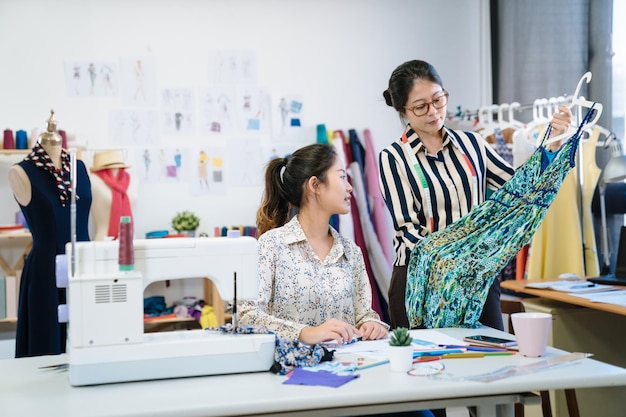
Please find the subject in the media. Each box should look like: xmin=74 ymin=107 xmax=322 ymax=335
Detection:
xmin=64 ymin=60 xmax=119 ymax=98
xmin=109 ymin=110 xmax=159 ymax=145
xmin=119 ymin=56 xmax=158 ymax=107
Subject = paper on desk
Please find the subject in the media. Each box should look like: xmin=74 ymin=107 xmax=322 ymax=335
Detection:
xmin=525 ymin=280 xmax=617 ymax=294
xmin=458 ymin=352 xmax=591 ymax=383
xmin=574 ymin=289 xmax=626 ymax=306
xmin=327 ymin=329 xmax=467 ymax=359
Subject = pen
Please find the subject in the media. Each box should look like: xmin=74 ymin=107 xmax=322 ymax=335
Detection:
xmin=442 ymin=351 xmax=514 ymax=359
xmin=441 ymin=345 xmax=507 ymax=353
xmin=231 ymin=272 xmax=237 ymax=331
xmin=413 ymin=356 xmax=442 ymax=363
xmin=356 ymin=359 xmax=389 ymax=370
xmin=414 ymin=349 xmax=465 ymax=357
xmin=346 ymin=336 xmax=362 ymax=345
xmin=570 ymin=283 xmax=596 ymax=289
xmin=442 ymin=353 xmax=486 ymax=359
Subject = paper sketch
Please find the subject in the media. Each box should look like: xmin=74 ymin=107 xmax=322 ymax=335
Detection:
xmin=138 ymin=147 xmax=189 ymax=183
xmin=119 ymin=56 xmax=158 ymax=107
xmin=192 ymin=146 xmax=226 ymax=195
xmin=109 ymin=110 xmax=159 ymax=145
xmin=199 ymin=86 xmax=236 ymax=135
xmin=64 ymin=60 xmax=119 ymax=97
xmin=208 ymin=50 xmax=257 ymax=84
xmin=273 ymin=93 xmax=305 ymax=140
xmin=228 ymin=137 xmax=263 ymax=187
xmin=161 ymin=87 xmax=195 ymax=135
xmin=235 ymin=86 xmax=271 ymax=134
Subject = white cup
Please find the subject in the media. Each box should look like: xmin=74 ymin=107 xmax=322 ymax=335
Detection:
xmin=511 ymin=312 xmax=552 ymax=357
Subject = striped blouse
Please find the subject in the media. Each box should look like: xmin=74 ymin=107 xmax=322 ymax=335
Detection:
xmin=378 ymin=124 xmax=515 ymax=266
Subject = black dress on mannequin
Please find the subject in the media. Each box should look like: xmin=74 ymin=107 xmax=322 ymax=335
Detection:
xmin=14 ymin=152 xmax=91 ymax=357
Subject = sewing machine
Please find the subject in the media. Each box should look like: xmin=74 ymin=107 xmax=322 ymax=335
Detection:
xmin=56 ymin=236 xmax=276 ymax=386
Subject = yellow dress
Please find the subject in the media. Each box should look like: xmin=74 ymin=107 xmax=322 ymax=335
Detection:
xmin=527 ymin=127 xmax=601 ymax=280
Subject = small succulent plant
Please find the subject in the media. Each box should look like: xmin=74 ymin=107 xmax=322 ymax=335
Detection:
xmin=389 ymin=327 xmax=413 ymax=347
xmin=171 ymin=210 xmax=200 ymax=232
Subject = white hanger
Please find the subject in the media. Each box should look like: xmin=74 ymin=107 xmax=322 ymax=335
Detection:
xmin=541 ymin=72 xmax=604 ymax=146
xmin=477 ymin=104 xmax=499 ymax=137
xmin=523 ymin=99 xmax=550 ymax=145
xmin=507 ymin=102 xmax=525 ymax=129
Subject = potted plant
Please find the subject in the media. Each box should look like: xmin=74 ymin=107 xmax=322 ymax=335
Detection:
xmin=388 ymin=327 xmax=414 ymax=372
xmin=171 ymin=210 xmax=200 ymax=236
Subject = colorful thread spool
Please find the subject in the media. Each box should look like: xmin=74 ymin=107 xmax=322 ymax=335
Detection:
xmin=58 ymin=129 xmax=68 ymax=149
xmin=3 ymin=129 xmax=15 ymax=149
xmin=15 ymin=130 xmax=28 ymax=149
xmin=118 ymin=216 xmax=135 ymax=271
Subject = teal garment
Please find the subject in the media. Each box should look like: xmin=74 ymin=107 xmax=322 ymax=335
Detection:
xmin=405 ymin=108 xmax=596 ymax=329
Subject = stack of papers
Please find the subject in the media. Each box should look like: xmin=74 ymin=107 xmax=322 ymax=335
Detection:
xmin=525 ymin=280 xmax=617 ymax=294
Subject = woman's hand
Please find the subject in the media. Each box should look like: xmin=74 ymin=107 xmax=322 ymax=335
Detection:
xmin=547 ymin=105 xmax=573 ymax=150
xmin=358 ymin=321 xmax=389 ymax=341
xmin=298 ymin=318 xmax=361 ymax=345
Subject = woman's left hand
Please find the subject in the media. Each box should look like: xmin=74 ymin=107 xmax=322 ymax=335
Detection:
xmin=358 ymin=321 xmax=389 ymax=340
xmin=550 ymin=105 xmax=573 ymax=138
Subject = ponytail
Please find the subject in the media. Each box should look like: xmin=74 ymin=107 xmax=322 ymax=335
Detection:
xmin=256 ymin=144 xmax=337 ymax=237
xmin=256 ymin=157 xmax=290 ymax=237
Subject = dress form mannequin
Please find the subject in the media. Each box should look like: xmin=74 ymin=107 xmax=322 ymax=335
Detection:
xmin=8 ymin=110 xmax=92 ymax=358
xmin=89 ymin=149 xmax=136 ymax=240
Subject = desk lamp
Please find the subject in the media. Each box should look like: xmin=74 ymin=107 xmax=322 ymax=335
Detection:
xmin=590 ymin=134 xmax=626 ymax=284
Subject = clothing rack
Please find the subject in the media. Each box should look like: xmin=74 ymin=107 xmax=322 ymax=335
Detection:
xmin=452 ymin=95 xmax=573 ymax=121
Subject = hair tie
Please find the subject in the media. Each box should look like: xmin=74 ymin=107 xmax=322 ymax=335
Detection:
xmin=279 ymin=165 xmax=286 ymax=183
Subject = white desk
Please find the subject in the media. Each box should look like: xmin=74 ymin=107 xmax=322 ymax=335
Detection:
xmin=0 ymin=327 xmax=624 ymax=417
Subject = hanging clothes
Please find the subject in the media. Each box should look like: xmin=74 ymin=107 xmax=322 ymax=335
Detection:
xmin=363 ymin=129 xmax=394 ymax=267
xmin=405 ymin=107 xmax=596 ymax=329
xmin=331 ymin=130 xmax=354 ymax=242
xmin=527 ymin=126 xmax=602 ymax=279
xmin=580 ymin=126 xmax=602 ymax=276
xmin=340 ymin=131 xmax=384 ymax=319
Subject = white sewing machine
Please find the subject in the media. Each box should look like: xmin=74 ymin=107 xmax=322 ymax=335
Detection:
xmin=57 ymin=236 xmax=276 ymax=386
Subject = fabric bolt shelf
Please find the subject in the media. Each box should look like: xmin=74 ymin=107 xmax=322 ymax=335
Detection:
xmin=405 ymin=107 xmax=598 ymax=329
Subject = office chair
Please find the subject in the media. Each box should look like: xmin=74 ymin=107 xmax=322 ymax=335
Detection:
xmin=500 ymin=299 xmax=580 ymax=417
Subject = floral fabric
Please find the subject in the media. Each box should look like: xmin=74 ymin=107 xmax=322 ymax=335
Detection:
xmin=238 ymin=216 xmax=388 ymax=340
xmin=406 ymin=108 xmax=596 ymax=328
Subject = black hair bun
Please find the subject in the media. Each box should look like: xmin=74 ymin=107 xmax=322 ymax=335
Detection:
xmin=382 ymin=89 xmax=393 ymax=107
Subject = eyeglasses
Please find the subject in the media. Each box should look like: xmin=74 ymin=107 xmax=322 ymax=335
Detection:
xmin=405 ymin=91 xmax=449 ymax=117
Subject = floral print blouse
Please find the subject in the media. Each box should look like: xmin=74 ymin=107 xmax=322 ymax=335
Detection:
xmin=239 ymin=216 xmax=388 ymax=340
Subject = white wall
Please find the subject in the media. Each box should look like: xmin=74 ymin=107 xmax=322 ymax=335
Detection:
xmin=0 ymin=0 xmax=485 ymax=238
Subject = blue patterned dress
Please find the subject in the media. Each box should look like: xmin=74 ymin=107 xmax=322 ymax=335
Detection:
xmin=406 ymin=107 xmax=596 ymax=328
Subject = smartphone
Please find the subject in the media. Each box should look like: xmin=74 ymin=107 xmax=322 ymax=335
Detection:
xmin=463 ymin=335 xmax=517 ymax=348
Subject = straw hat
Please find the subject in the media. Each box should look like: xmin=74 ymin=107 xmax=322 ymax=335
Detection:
xmin=91 ymin=149 xmax=130 ymax=172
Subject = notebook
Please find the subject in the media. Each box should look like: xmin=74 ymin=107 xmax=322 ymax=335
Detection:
xmin=588 ymin=226 xmax=626 ymax=286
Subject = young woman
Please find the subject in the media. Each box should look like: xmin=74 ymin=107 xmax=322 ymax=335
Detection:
xmin=239 ymin=143 xmax=389 ymax=344
xmin=379 ymin=60 xmax=572 ymax=330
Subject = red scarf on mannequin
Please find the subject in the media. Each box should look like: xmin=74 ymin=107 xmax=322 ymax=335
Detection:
xmin=94 ymin=168 xmax=132 ymax=239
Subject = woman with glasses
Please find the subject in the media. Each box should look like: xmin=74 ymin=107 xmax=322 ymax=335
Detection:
xmin=378 ymin=60 xmax=571 ymax=333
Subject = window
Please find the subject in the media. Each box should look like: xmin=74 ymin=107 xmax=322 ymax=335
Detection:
xmin=613 ymin=1 xmax=625 ymax=140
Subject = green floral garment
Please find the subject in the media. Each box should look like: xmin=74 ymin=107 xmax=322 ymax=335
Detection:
xmin=406 ymin=107 xmax=597 ymax=328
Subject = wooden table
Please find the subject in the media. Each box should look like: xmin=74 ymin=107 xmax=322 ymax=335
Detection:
xmin=0 ymin=229 xmax=32 ymax=276
xmin=501 ymin=279 xmax=626 ymax=316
